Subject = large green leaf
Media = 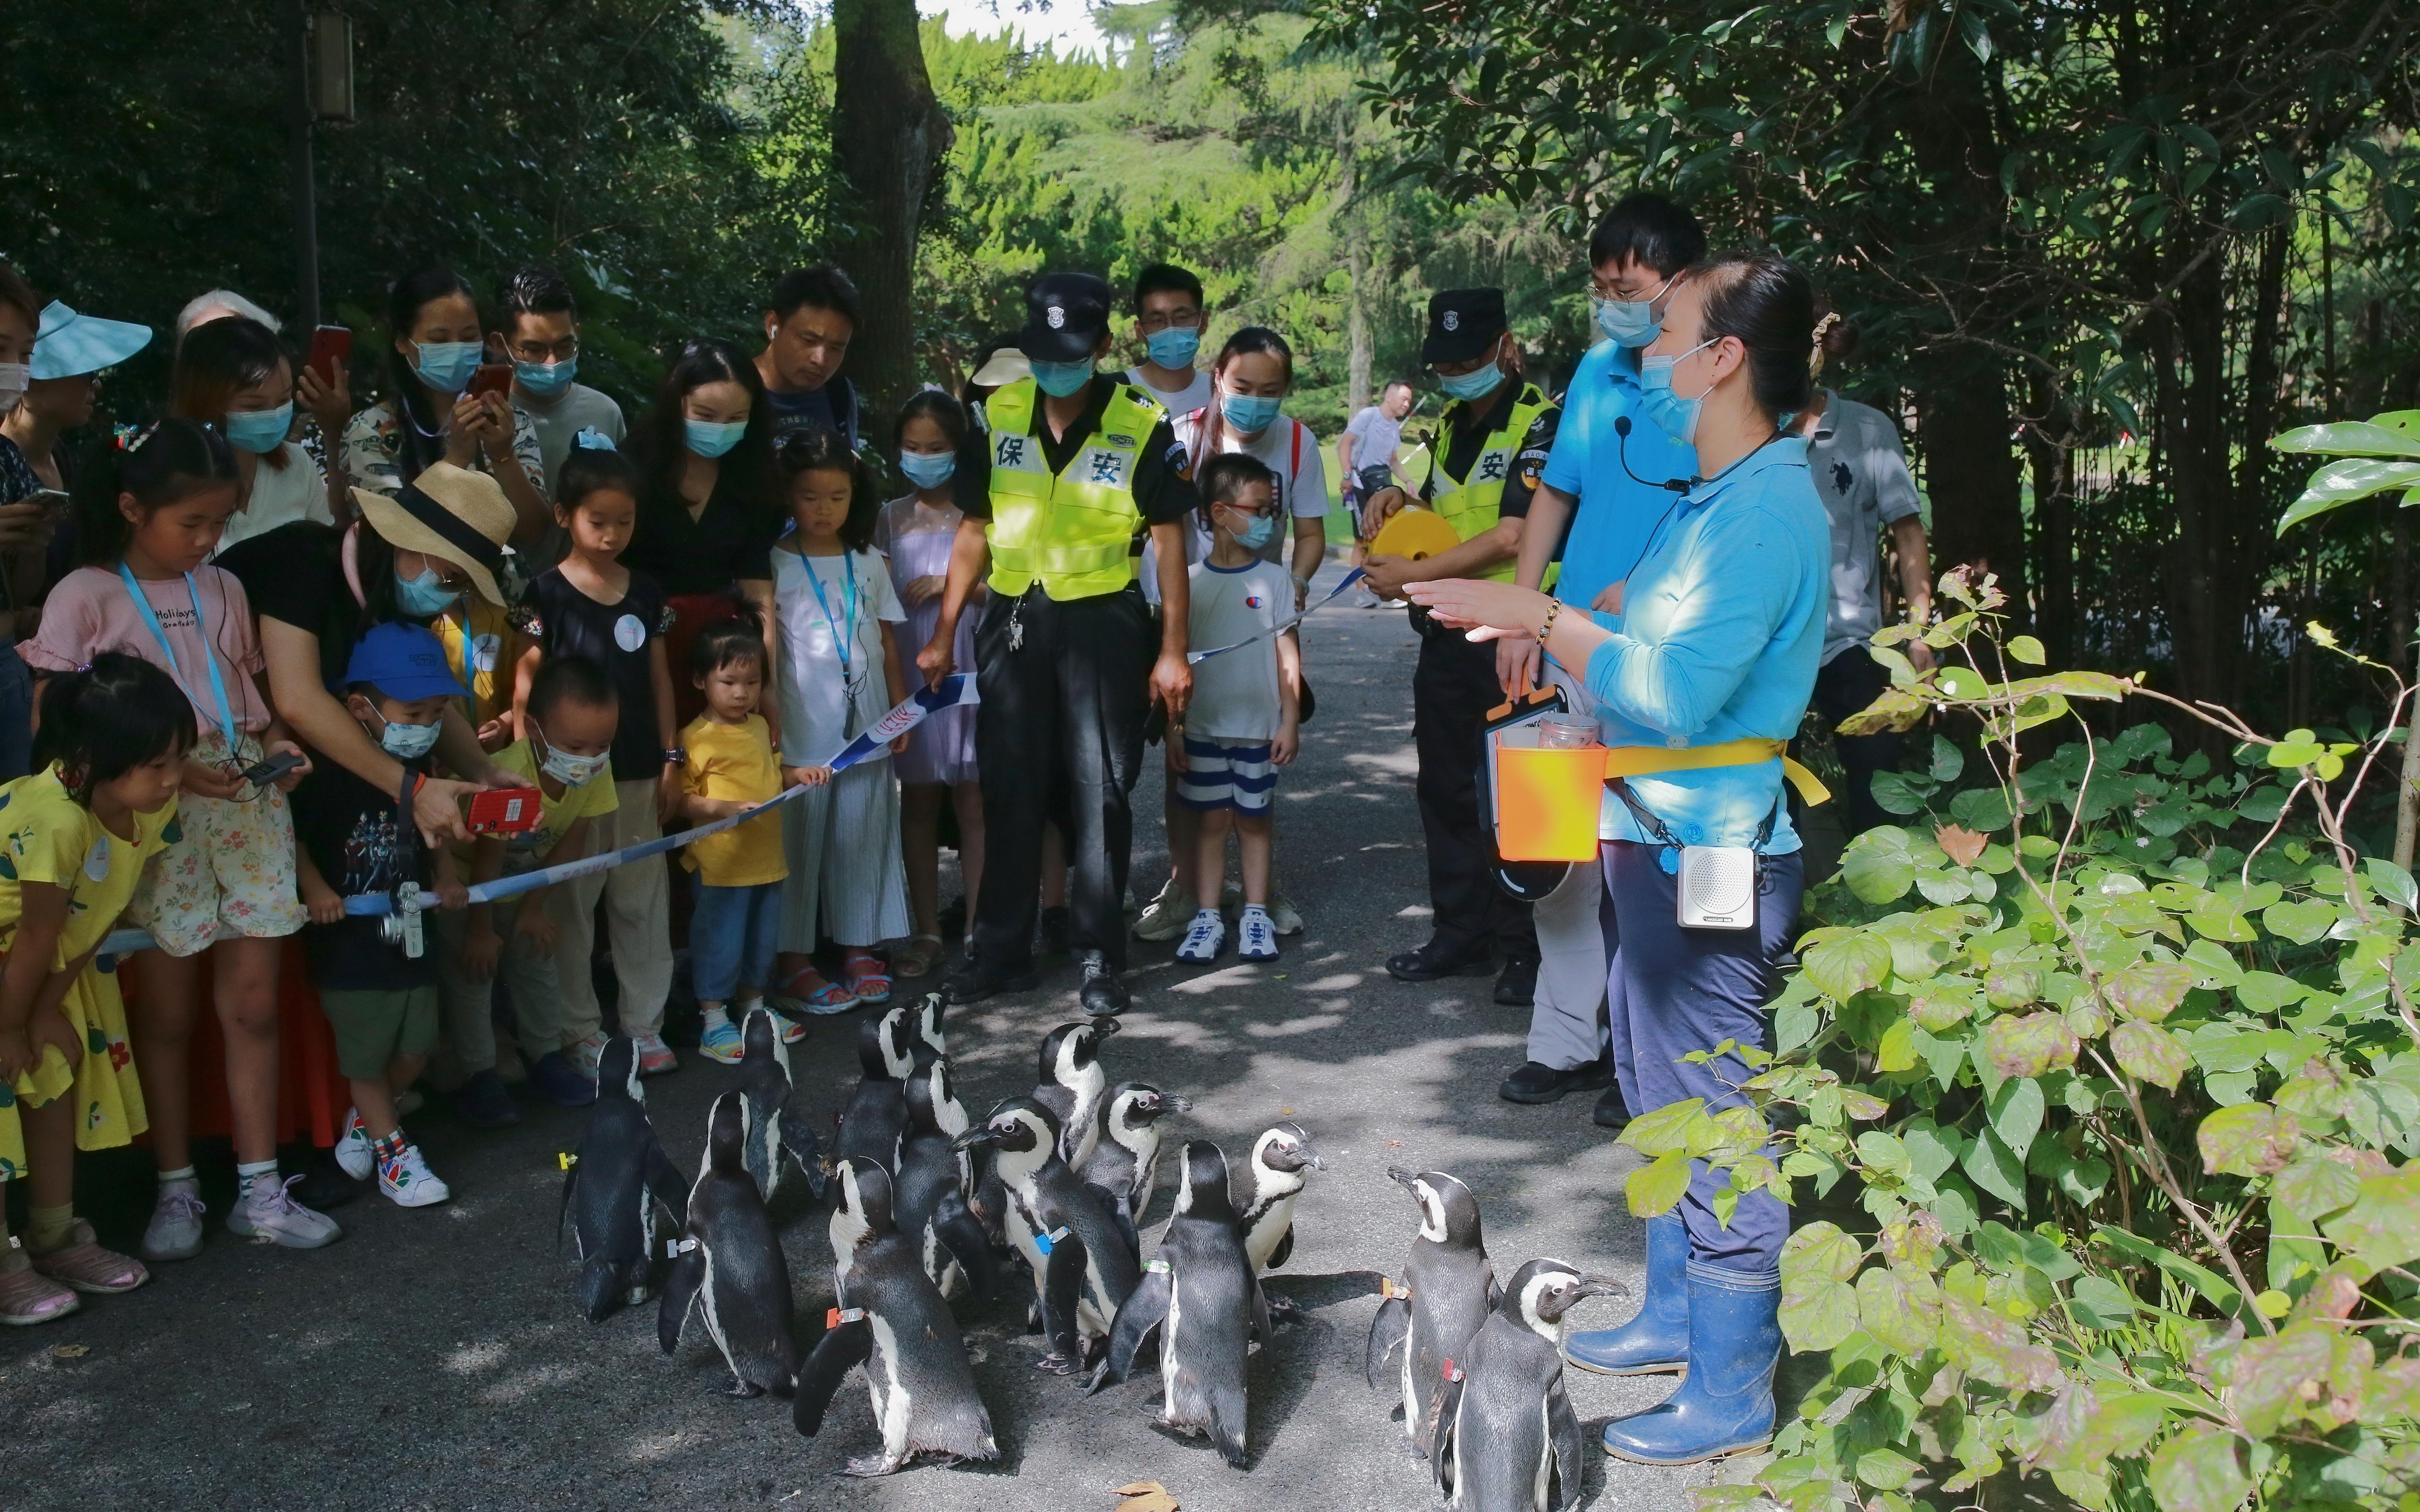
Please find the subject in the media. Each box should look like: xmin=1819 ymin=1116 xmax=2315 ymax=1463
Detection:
xmin=2270 ymin=419 xmax=2420 ymax=458
xmin=1780 ymin=1219 xmax=1864 ymax=1281
xmin=1990 ymin=1077 xmax=2046 ymax=1162
xmin=1779 ymin=1270 xmax=1859 ymax=1351
xmin=2275 ymin=458 xmax=2420 ymax=534
xmin=1803 ymin=931 xmax=1891 ymax=1001
xmin=2322 ymin=1167 xmax=2420 ymax=1272
xmin=1624 ymin=1149 xmax=1693 ymax=1216
xmin=2146 ymin=1423 xmax=2251 ymax=1512
xmin=1840 ymin=826 xmax=1919 ymax=904
xmin=1856 ymin=1264 xmax=1941 ymax=1355
xmin=2104 ymin=959 xmax=2194 ymax=1022
xmin=2112 ymin=1020 xmax=2191 ymax=1091
xmin=2196 ymin=1103 xmax=2299 ymax=1177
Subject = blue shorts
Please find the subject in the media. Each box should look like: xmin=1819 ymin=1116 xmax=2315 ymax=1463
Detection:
xmin=1175 ymin=737 xmax=1274 ymax=815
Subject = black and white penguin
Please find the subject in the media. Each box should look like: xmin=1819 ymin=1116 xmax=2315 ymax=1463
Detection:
xmin=734 ymin=1007 xmax=825 ymax=1206
xmin=893 ymin=1058 xmax=996 ymax=1304
xmin=953 ymin=1096 xmax=1140 ymax=1372
xmin=1366 ymin=1167 xmax=1499 ymax=1458
xmin=1231 ymin=1121 xmax=1326 ymax=1277
xmin=1430 ymin=1258 xmax=1622 ymax=1511
xmin=908 ymin=991 xmax=946 ymax=1069
xmin=1032 ymin=1019 xmax=1117 ymax=1168
xmin=659 ymin=1092 xmax=799 ymax=1395
xmin=795 ymin=1158 xmax=999 ymax=1476
xmin=1086 ymin=1141 xmax=1270 ymax=1469
xmin=559 ymin=1036 xmax=689 ymax=1322
xmin=836 ymin=1002 xmax=917 ymax=1171
xmin=1076 ymin=1082 xmax=1191 ymax=1223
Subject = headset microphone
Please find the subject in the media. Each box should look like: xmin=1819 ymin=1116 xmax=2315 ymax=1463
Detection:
xmin=1614 ymin=415 xmax=1693 ymax=494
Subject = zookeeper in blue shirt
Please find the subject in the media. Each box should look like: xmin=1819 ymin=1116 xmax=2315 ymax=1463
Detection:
xmin=1493 ymin=193 xmax=1706 ymax=1134
xmin=1408 ymin=250 xmax=1831 ymax=1469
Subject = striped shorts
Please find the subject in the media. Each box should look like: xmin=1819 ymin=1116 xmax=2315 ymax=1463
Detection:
xmin=1174 ymin=736 xmax=1275 ymax=815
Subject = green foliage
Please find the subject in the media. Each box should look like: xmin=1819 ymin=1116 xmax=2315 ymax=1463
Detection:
xmin=1641 ymin=569 xmax=2420 ymax=1511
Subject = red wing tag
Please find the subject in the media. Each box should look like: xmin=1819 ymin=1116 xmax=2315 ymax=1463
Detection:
xmin=825 ymin=1307 xmax=866 ymax=1328
xmin=1441 ymin=1358 xmax=1465 ymax=1382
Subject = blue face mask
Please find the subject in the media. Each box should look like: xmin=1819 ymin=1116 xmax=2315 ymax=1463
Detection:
xmin=1592 ymin=273 xmax=1676 ymax=349
xmin=1219 ymin=392 xmax=1281 ymax=435
xmin=1438 ymin=360 xmax=1505 ymax=404
xmin=514 ymin=356 xmax=577 ymax=399
xmin=1639 ymin=338 xmax=1718 ymax=446
xmin=1221 ymin=507 xmax=1276 ymax=550
xmin=1030 ymin=359 xmax=1094 ymax=399
xmin=1145 ymin=327 xmax=1201 ymax=369
xmin=223 ymin=403 xmax=293 ymax=455
xmin=409 ymin=340 xmax=483 ymax=394
xmin=394 ymin=564 xmax=462 ymax=616
xmin=685 ymin=419 xmax=747 ymax=459
xmin=899 ymin=449 xmax=956 ymax=490
xmin=375 ymin=709 xmax=443 ymax=760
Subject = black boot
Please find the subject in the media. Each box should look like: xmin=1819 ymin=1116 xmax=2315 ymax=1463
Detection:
xmin=1498 ymin=1059 xmax=1612 ymax=1105
xmin=945 ymin=958 xmax=1038 ymax=1005
xmin=1593 ymin=1078 xmax=1632 ymax=1131
xmin=1493 ymin=956 xmax=1538 ymax=1007
xmin=1078 ymin=951 xmax=1129 ymax=1017
xmin=1385 ymin=936 xmax=1495 ymax=983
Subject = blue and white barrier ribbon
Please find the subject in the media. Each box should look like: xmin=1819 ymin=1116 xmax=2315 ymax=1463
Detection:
xmin=98 ymin=676 xmax=979 ymax=955
xmin=1188 ymin=568 xmax=1366 ymax=664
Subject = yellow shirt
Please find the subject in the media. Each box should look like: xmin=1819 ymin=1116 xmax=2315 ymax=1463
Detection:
xmin=681 ymin=714 xmax=787 ymax=887
xmin=436 ymin=598 xmax=516 ymax=736
xmin=487 ymin=738 xmax=618 ymax=859
xmin=0 ymin=766 xmax=176 ymax=965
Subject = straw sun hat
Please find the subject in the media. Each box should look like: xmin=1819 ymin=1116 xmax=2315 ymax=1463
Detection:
xmin=349 ymin=462 xmax=517 ymax=607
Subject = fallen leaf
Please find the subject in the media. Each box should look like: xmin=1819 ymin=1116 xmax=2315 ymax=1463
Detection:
xmin=1112 ymin=1483 xmax=1180 ymax=1512
xmin=1935 ymin=824 xmax=1988 ymax=868
xmin=52 ymin=1344 xmax=88 ymax=1359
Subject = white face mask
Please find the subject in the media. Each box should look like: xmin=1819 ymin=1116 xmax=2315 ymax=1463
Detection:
xmin=534 ymin=722 xmax=610 ymax=787
xmin=0 ymin=362 xmax=28 ymax=413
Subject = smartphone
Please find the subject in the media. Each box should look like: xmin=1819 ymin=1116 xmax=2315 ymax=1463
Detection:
xmin=466 ymin=788 xmax=545 ymax=836
xmin=469 ymin=363 xmax=513 ymax=400
xmin=28 ymin=488 xmax=69 ymax=518
xmin=306 ymin=324 xmax=352 ymax=385
xmin=239 ymin=750 xmax=305 ymax=788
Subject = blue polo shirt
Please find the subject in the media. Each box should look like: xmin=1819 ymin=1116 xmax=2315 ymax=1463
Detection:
xmin=1578 ymin=436 xmax=1828 ymax=853
xmin=1540 ymin=341 xmax=1697 ymax=610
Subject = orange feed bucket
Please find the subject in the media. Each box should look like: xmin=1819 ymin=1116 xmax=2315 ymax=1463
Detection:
xmin=1492 ymin=725 xmax=1606 ymax=862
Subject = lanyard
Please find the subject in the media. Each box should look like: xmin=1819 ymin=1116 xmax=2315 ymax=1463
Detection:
xmin=800 ymin=552 xmax=859 ymax=685
xmin=116 ymin=561 xmax=240 ymax=756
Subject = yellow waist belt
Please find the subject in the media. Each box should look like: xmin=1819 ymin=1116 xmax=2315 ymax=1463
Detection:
xmin=1600 ymin=737 xmax=1831 ymax=807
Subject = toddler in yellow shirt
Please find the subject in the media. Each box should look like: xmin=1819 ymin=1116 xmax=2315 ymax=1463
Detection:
xmin=681 ymin=619 xmax=827 ymax=1061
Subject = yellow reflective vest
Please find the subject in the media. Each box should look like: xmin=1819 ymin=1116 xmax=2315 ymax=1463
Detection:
xmin=982 ymin=378 xmax=1167 ymax=601
xmin=1428 ymin=381 xmax=1555 ymax=584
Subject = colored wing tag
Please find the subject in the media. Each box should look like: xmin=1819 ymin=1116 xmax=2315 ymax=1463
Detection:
xmin=825 ymin=1307 xmax=867 ymax=1328
xmin=1035 ymin=1225 xmax=1073 ymax=1254
xmin=1147 ymin=1258 xmax=1171 ymax=1274
xmin=1379 ymin=1277 xmax=1411 ymax=1301
xmin=558 ymin=1152 xmax=577 ymax=1170
xmin=666 ymin=1237 xmax=698 ymax=1258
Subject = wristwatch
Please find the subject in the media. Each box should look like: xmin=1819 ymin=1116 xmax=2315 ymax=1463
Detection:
xmin=663 ymin=747 xmax=686 ymax=764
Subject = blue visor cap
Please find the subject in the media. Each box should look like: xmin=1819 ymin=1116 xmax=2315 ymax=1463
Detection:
xmin=31 ymin=301 xmax=154 ymax=380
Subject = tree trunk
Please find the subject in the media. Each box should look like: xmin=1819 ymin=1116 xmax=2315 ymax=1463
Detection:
xmin=1919 ymin=362 xmax=2029 ymax=617
xmin=2027 ymin=385 xmax=2076 ymax=667
xmin=830 ymin=0 xmax=951 ymax=422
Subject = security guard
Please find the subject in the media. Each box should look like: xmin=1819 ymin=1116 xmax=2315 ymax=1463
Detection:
xmin=1362 ymin=289 xmax=1560 ymax=1007
xmin=919 ymin=273 xmax=1197 ymax=1016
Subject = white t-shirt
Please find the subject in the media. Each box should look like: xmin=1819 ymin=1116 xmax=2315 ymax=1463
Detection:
xmin=214 ymin=441 xmax=333 ymax=558
xmin=1183 ymin=557 xmax=1290 ymax=742
xmin=773 ymin=545 xmax=907 ymax=760
xmin=1140 ymin=410 xmax=1329 ymax=605
xmin=1125 ymin=365 xmax=1215 ymax=421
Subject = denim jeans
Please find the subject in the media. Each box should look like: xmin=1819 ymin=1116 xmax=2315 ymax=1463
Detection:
xmin=691 ymin=880 xmax=782 ymax=1004
xmin=0 ymin=650 xmax=34 ymax=782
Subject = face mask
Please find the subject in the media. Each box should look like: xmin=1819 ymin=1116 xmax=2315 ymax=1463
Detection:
xmin=1145 ymin=327 xmax=1200 ymax=369
xmin=375 ymin=710 xmax=442 ymax=760
xmin=0 ymin=362 xmax=27 ymax=412
xmin=1221 ymin=507 xmax=1276 ymax=550
xmin=409 ymin=340 xmax=483 ymax=394
xmin=1030 ymin=358 xmax=1094 ymax=399
xmin=394 ymin=564 xmax=462 ymax=616
xmin=899 ymin=449 xmax=956 ymax=490
xmin=1639 ymin=338 xmax=1719 ymax=446
xmin=1219 ymin=392 xmax=1281 ymax=434
xmin=1592 ymin=273 xmax=1675 ymax=349
xmin=223 ymin=403 xmax=293 ymax=455
xmin=535 ymin=726 xmax=611 ymax=787
xmin=514 ymin=356 xmax=577 ymax=399
xmin=1438 ymin=360 xmax=1505 ymax=404
xmin=685 ymin=419 xmax=746 ymax=459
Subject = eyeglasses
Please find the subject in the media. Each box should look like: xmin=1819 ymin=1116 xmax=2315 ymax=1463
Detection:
xmin=507 ymin=335 xmax=579 ymax=363
xmin=1136 ymin=310 xmax=1203 ymax=334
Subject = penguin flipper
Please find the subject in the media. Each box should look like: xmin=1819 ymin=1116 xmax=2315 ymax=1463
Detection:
xmin=1548 ymin=1372 xmax=1583 ymax=1512
xmin=1098 ymin=1189 xmax=1141 ymax=1265
xmin=936 ymin=1207 xmax=999 ymax=1305
xmin=556 ymin=1161 xmax=579 ymax=1255
xmin=577 ymin=1256 xmax=622 ymax=1323
xmin=1040 ymin=1233 xmax=1091 ymax=1369
xmin=1250 ymin=1278 xmax=1276 ymax=1347
xmin=791 ymin=1318 xmax=873 ymax=1437
xmin=1365 ymin=1294 xmax=1410 ymax=1388
xmin=657 ymin=1248 xmax=704 ymax=1354
xmin=643 ymin=1142 xmax=688 ymax=1221
xmin=778 ymin=1098 xmax=828 ymax=1201
xmin=1266 ymin=1224 xmax=1294 ymax=1271
xmin=1087 ymin=1267 xmax=1170 ymax=1393
xmin=1428 ymin=1370 xmax=1467 ymax=1493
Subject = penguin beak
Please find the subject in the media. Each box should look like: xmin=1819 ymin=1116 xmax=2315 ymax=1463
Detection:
xmin=1302 ymin=1147 xmax=1328 ymax=1171
xmin=951 ymin=1128 xmax=997 ymax=1152
xmin=1093 ymin=1018 xmax=1122 ymax=1040
xmin=1575 ymin=1275 xmax=1627 ymax=1301
xmin=1387 ymin=1166 xmax=1419 ymax=1190
xmin=1164 ymin=1094 xmax=1193 ymax=1113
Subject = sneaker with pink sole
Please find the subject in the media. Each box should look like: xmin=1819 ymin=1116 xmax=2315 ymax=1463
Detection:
xmin=0 ymin=1243 xmax=78 ymax=1325
xmin=631 ymin=1030 xmax=678 ymax=1076
xmin=28 ymin=1219 xmax=148 ymax=1294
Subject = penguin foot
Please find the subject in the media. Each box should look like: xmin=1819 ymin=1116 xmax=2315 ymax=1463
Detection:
xmin=1266 ymin=1294 xmax=1308 ymax=1326
xmin=1035 ymin=1350 xmax=1083 ymax=1376
xmin=722 ymin=1380 xmax=766 ymax=1399
xmin=840 ymin=1454 xmax=903 ymax=1477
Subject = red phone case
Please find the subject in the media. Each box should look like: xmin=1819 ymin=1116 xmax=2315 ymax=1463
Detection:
xmin=469 ymin=363 xmax=512 ymax=399
xmin=466 ymin=788 xmax=544 ymax=835
xmin=307 ymin=325 xmax=352 ymax=385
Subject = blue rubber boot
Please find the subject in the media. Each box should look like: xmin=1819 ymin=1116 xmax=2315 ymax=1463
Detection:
xmin=1600 ymin=1261 xmax=1780 ymax=1465
xmin=1564 ymin=1213 xmax=1689 ymax=1375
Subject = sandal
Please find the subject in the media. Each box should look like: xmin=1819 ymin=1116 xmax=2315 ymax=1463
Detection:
xmin=844 ymin=952 xmax=893 ymax=1006
xmin=29 ymin=1219 xmax=150 ymax=1295
xmin=773 ymin=965 xmax=858 ymax=1018
xmin=894 ymin=934 xmax=945 ymax=979
xmin=0 ymin=1243 xmax=80 ymax=1325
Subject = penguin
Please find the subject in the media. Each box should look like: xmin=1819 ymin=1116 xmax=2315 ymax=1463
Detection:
xmin=1033 ymin=1019 xmax=1117 ymax=1168
xmin=1429 ymin=1258 xmax=1622 ymax=1511
xmin=1231 ymin=1122 xmax=1326 ymax=1278
xmin=658 ymin=1092 xmax=800 ymax=1397
xmin=953 ymin=1096 xmax=1140 ymax=1372
xmin=836 ymin=1001 xmax=917 ymax=1171
xmin=893 ymin=1057 xmax=997 ymax=1304
xmin=1366 ymin=1167 xmax=1499 ymax=1458
xmin=734 ymin=1006 xmax=827 ymax=1206
xmin=1076 ymin=1082 xmax=1191 ymax=1223
xmin=558 ymin=1036 xmax=690 ymax=1322
xmin=795 ymin=1158 xmax=999 ymax=1476
xmin=1085 ymin=1141 xmax=1271 ymax=1469
xmin=908 ymin=991 xmax=947 ymax=1068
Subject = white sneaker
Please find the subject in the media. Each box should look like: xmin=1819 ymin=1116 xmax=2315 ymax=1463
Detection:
xmin=378 ymin=1142 xmax=451 ymax=1208
xmin=632 ymin=1031 xmax=678 ymax=1076
xmin=225 ymin=1175 xmax=343 ymax=1248
xmin=1134 ymin=880 xmax=1201 ymax=943
xmin=1267 ymin=888 xmax=1303 ymax=937
xmin=571 ymin=1032 xmax=609 ymax=1079
xmin=334 ymin=1107 xmax=374 ymax=1180
xmin=1175 ymin=908 xmax=1226 ymax=964
xmin=1238 ymin=906 xmax=1280 ymax=962
xmin=140 ymin=1184 xmax=208 ymax=1262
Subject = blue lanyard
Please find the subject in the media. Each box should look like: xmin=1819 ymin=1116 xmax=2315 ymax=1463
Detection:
xmin=116 ymin=561 xmax=240 ymax=756
xmin=799 ymin=552 xmax=859 ymax=684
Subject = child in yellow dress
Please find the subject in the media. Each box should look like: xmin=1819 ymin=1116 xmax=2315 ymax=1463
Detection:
xmin=0 ymin=655 xmax=190 ymax=1323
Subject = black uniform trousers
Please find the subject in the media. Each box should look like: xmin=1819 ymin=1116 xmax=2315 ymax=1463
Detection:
xmin=1412 ymin=611 xmax=1538 ymax=965
xmin=971 ymin=584 xmax=1154 ymax=974
xmin=1807 ymin=646 xmax=1899 ymax=837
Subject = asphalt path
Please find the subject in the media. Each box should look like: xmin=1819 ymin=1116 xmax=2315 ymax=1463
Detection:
xmin=0 ymin=563 xmax=1762 ymax=1512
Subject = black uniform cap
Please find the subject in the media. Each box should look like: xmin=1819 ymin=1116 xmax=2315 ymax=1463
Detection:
xmin=1423 ymin=288 xmax=1508 ymax=365
xmin=1018 ymin=273 xmax=1115 ymax=364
